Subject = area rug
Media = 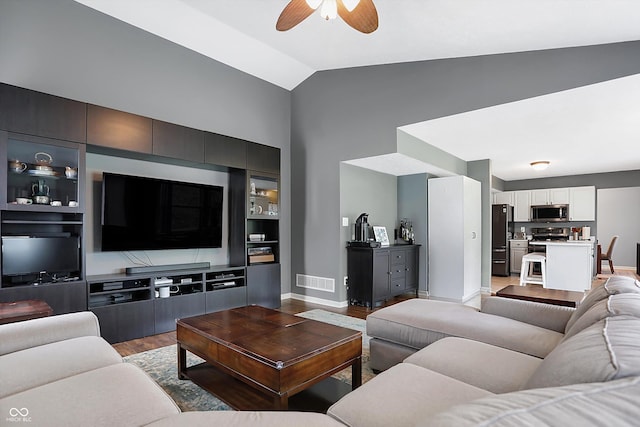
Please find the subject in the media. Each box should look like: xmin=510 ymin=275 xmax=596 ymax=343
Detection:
xmin=294 ymin=309 xmax=371 ymax=348
xmin=123 ymin=310 xmax=374 ymax=412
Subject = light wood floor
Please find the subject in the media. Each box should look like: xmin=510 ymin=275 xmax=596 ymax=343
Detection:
xmin=113 ymin=269 xmax=638 ymax=357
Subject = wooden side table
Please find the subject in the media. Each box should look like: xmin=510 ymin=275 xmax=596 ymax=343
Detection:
xmin=0 ymin=300 xmax=53 ymax=325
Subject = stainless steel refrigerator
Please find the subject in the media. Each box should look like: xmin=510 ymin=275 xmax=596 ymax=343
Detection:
xmin=492 ymin=204 xmax=514 ymax=276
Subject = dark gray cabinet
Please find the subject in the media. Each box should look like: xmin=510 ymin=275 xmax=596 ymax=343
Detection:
xmin=152 ymin=120 xmax=204 ymax=163
xmin=87 ymin=104 xmax=152 ymax=154
xmin=86 ymin=267 xmax=247 ymax=342
xmin=247 ymin=263 xmax=281 ymax=308
xmin=206 ymin=286 xmax=247 ymax=313
xmin=0 ymin=83 xmax=86 ymax=143
xmin=204 ymin=132 xmax=246 ymax=169
xmin=0 ymin=281 xmax=86 ymax=315
xmin=154 ymin=293 xmax=205 ymax=334
xmin=247 ymin=142 xmax=279 ymax=174
xmin=347 ymin=245 xmax=420 ymax=307
xmin=91 ymin=301 xmax=155 ymax=344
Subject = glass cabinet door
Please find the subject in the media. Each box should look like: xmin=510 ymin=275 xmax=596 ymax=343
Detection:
xmin=6 ymin=137 xmax=81 ymax=209
xmin=248 ymin=172 xmax=278 ymax=219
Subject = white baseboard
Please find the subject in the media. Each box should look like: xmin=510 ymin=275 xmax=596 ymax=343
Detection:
xmin=282 ymin=292 xmax=349 ymax=308
xmin=481 ymin=286 xmax=491 ymax=294
xmin=428 ymin=289 xmax=481 ymax=304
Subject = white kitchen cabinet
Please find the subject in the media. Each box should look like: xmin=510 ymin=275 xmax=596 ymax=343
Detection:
xmin=428 ymin=176 xmax=481 ymax=302
xmin=530 ymin=189 xmax=549 ymax=205
xmin=513 ymin=191 xmax=531 ymax=222
xmin=493 ymin=191 xmax=514 ymax=206
xmin=569 ymin=186 xmax=596 ymax=221
xmin=531 ymin=188 xmax=570 ymax=205
xmin=549 ymin=188 xmax=570 ymax=204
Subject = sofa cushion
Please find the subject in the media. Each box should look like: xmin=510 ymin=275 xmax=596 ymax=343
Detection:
xmin=425 ymin=376 xmax=640 ymax=427
xmin=480 ymin=296 xmax=574 ymax=333
xmin=563 ymin=293 xmax=640 ymax=341
xmin=0 ymin=363 xmax=180 ymax=426
xmin=144 ymin=411 xmax=346 ymax=427
xmin=0 ymin=311 xmax=101 ymax=356
xmin=404 ymin=337 xmax=542 ymax=393
xmin=565 ymin=276 xmax=640 ymax=334
xmin=0 ymin=335 xmax=122 ymax=398
xmin=367 ymin=299 xmax=562 ymax=358
xmin=525 ymin=316 xmax=640 ymax=389
xmin=327 ymin=362 xmax=492 ymax=427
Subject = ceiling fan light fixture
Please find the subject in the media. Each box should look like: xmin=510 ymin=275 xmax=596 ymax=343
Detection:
xmin=320 ymin=0 xmax=338 ymax=20
xmin=342 ymin=0 xmax=361 ymax=12
xmin=306 ymin=0 xmax=323 ymax=9
xmin=530 ymin=161 xmax=550 ymax=171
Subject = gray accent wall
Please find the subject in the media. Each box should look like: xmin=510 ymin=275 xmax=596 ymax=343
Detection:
xmin=504 ymin=170 xmax=640 ymax=191
xmin=597 ymin=187 xmax=640 ymax=268
xmin=292 ymin=41 xmax=640 ymax=303
xmin=0 ymin=0 xmax=292 ymax=292
xmin=398 ymin=174 xmax=429 ymax=292
xmin=85 ymin=154 xmax=230 ymax=274
xmin=467 ymin=160 xmax=492 ymax=290
xmin=338 ymin=164 xmax=397 ymax=301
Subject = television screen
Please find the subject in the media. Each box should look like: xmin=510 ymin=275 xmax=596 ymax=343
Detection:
xmin=2 ymin=236 xmax=80 ymax=276
xmin=101 ymin=173 xmax=224 ymax=251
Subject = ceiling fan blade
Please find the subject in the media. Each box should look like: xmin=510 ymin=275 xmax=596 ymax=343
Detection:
xmin=338 ymin=0 xmax=378 ymax=33
xmin=276 ymin=0 xmax=316 ymax=31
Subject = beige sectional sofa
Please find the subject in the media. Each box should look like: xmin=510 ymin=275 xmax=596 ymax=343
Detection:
xmin=1 ymin=276 xmax=639 ymax=426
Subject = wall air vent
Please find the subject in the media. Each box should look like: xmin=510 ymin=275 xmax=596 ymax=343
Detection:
xmin=296 ymin=274 xmax=335 ymax=293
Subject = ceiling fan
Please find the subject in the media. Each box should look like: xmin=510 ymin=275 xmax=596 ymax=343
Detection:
xmin=277 ymin=0 xmax=378 ymax=34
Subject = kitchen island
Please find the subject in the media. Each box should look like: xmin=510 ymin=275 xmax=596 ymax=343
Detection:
xmin=529 ymin=241 xmax=595 ymax=292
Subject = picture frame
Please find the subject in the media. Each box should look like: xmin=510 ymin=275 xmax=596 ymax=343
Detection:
xmin=372 ymin=226 xmax=390 ymax=246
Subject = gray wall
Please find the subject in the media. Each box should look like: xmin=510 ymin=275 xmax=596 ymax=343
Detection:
xmin=398 ymin=174 xmax=429 ymax=292
xmin=467 ymin=160 xmax=492 ymax=290
xmin=504 ymin=170 xmax=640 ymax=191
xmin=338 ymin=164 xmax=397 ymax=301
xmin=0 ymin=0 xmax=292 ymax=291
xmin=596 ymin=187 xmax=640 ymax=268
xmin=292 ymin=41 xmax=640 ymax=303
xmin=85 ymin=154 xmax=230 ymax=274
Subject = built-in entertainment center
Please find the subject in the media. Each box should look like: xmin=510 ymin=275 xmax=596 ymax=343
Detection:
xmin=0 ymin=82 xmax=281 ymax=343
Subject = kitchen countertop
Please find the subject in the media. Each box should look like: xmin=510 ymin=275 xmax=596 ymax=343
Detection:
xmin=529 ymin=241 xmax=594 ymax=246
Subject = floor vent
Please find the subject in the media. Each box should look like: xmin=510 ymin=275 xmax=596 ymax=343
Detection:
xmin=296 ymin=274 xmax=335 ymax=293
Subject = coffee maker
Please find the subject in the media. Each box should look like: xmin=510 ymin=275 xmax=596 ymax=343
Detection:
xmin=354 ymin=213 xmax=370 ymax=242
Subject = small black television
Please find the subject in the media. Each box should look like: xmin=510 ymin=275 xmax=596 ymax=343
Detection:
xmin=101 ymin=173 xmax=224 ymax=251
xmin=2 ymin=236 xmax=80 ymax=277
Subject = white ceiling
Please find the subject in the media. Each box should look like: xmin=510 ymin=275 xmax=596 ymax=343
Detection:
xmin=74 ymin=0 xmax=640 ymax=181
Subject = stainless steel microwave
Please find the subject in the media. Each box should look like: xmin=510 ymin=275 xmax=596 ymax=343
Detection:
xmin=531 ymin=204 xmax=569 ymax=222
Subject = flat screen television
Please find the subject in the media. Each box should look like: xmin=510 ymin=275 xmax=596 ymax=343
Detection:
xmin=101 ymin=173 xmax=224 ymax=251
xmin=2 ymin=236 xmax=80 ymax=277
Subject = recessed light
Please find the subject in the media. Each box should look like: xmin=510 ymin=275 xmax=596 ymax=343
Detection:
xmin=530 ymin=161 xmax=550 ymax=171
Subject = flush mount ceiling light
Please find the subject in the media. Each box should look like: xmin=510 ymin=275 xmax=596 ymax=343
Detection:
xmin=530 ymin=161 xmax=550 ymax=171
xmin=277 ymin=0 xmax=378 ymax=34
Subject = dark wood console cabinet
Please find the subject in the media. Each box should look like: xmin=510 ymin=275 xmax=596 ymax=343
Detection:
xmin=347 ymin=245 xmax=420 ymax=308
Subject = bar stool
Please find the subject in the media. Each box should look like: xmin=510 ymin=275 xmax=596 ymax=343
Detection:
xmin=519 ymin=253 xmax=546 ymax=287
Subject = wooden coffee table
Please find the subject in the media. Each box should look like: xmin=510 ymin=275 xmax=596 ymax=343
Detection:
xmin=496 ymin=285 xmax=584 ymax=307
xmin=176 ymin=305 xmax=362 ymax=411
xmin=0 ymin=300 xmax=53 ymax=325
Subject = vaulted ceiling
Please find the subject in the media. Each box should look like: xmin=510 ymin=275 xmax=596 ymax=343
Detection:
xmin=74 ymin=0 xmax=640 ymax=180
